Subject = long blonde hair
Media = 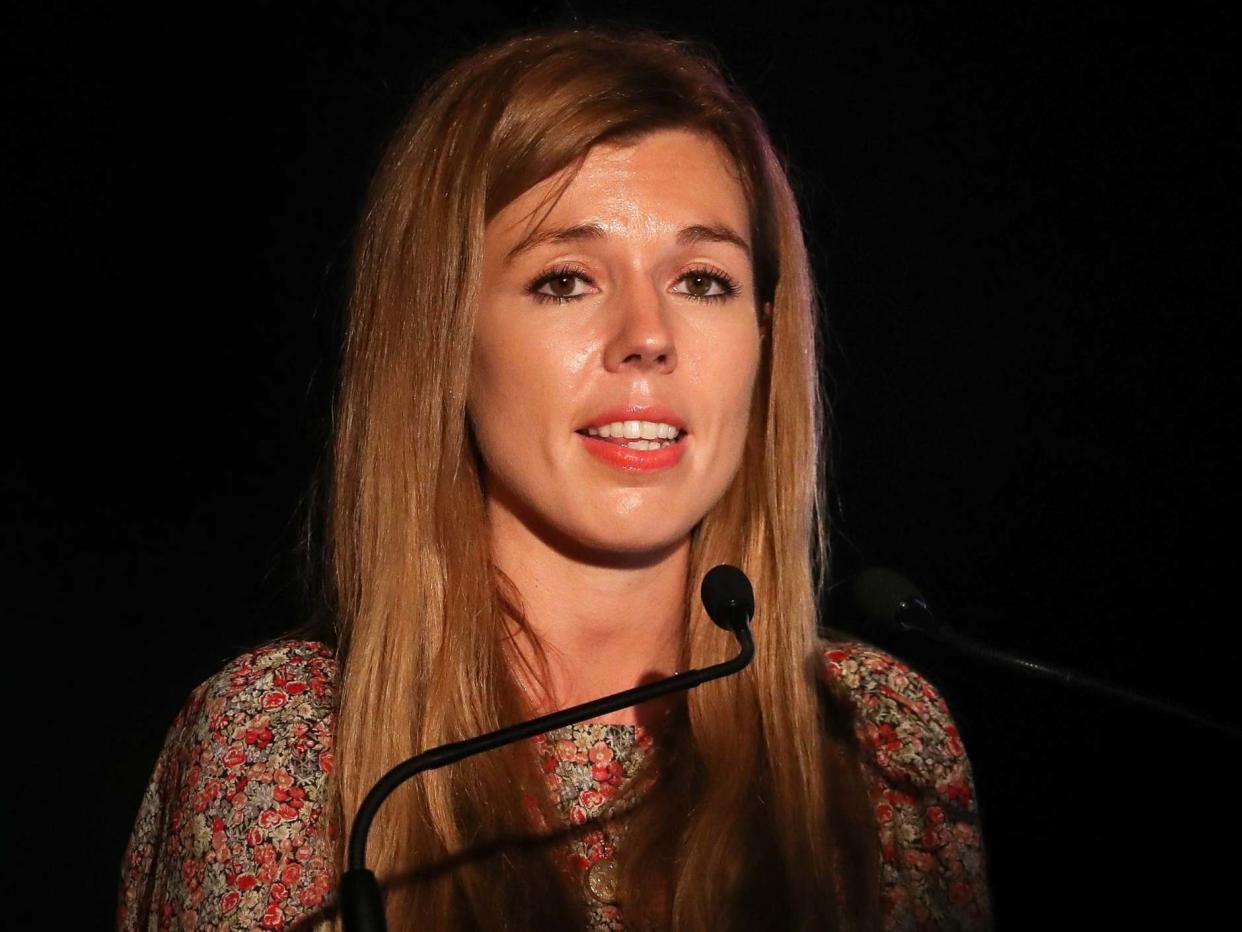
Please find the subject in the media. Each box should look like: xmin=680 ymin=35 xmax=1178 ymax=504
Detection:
xmin=320 ymin=24 xmax=878 ymax=931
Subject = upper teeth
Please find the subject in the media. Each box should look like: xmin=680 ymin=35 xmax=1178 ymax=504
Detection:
xmin=586 ymin=420 xmax=681 ymax=440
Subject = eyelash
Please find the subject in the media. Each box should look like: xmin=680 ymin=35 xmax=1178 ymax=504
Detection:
xmin=525 ymin=264 xmax=741 ymax=305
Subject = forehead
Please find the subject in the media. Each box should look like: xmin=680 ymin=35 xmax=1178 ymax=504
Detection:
xmin=489 ymin=129 xmax=750 ymax=248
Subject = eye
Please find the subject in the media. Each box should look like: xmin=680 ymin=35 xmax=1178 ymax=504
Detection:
xmin=527 ymin=265 xmax=597 ymax=304
xmin=672 ymin=267 xmax=741 ymax=302
xmin=525 ymin=264 xmax=741 ymax=305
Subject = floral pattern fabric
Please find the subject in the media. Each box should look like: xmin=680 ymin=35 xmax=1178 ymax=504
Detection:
xmin=119 ymin=639 xmax=990 ymax=930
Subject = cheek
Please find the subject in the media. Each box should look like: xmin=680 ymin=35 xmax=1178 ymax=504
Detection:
xmin=703 ymin=328 xmax=762 ymax=426
xmin=466 ymin=322 xmax=582 ymax=461
xmin=466 ymin=325 xmax=517 ymax=459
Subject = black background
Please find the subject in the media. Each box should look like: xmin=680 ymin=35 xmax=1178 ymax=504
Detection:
xmin=5 ymin=1 xmax=1238 ymax=927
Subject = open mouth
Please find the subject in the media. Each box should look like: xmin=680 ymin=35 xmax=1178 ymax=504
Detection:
xmin=575 ymin=420 xmax=686 ymax=451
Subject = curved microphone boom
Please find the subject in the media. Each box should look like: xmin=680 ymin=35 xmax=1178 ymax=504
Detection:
xmin=851 ymin=566 xmax=1241 ymax=741
xmin=340 ymin=564 xmax=757 ymax=932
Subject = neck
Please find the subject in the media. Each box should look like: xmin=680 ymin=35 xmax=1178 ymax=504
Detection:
xmin=487 ymin=496 xmax=689 ymax=728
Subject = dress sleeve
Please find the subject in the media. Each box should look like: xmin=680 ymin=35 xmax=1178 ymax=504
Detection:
xmin=821 ymin=643 xmax=993 ymax=931
xmin=117 ymin=640 xmax=338 ymax=931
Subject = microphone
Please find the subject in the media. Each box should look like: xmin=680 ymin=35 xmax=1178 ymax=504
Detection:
xmin=340 ymin=564 xmax=757 ymax=932
xmin=849 ymin=566 xmax=1241 ymax=741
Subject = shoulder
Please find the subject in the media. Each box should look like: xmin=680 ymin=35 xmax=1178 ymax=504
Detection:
xmin=118 ymin=639 xmax=338 ymax=931
xmin=818 ymin=640 xmax=968 ymax=792
xmin=190 ymin=638 xmax=338 ymax=730
xmin=817 ymin=640 xmax=993 ymax=929
xmin=171 ymin=638 xmax=338 ymax=785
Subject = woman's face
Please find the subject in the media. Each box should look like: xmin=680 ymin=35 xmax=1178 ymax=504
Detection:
xmin=468 ymin=128 xmax=764 ymax=559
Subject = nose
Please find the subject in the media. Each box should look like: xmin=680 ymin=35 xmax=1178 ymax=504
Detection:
xmin=602 ymin=278 xmax=677 ymax=373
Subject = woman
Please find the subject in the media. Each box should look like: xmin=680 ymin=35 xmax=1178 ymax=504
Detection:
xmin=119 ymin=25 xmax=991 ymax=931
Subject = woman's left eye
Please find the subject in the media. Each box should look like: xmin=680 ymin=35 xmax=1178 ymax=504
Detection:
xmin=527 ymin=267 xmax=740 ymax=304
xmin=672 ymin=269 xmax=740 ymax=301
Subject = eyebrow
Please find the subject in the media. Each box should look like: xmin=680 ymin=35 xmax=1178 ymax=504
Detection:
xmin=504 ymin=222 xmax=752 ymax=264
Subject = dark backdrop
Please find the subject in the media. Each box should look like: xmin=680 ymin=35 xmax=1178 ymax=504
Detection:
xmin=6 ymin=1 xmax=1238 ymax=927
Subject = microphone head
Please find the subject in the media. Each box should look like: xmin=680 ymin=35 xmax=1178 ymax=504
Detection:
xmin=701 ymin=565 xmax=754 ymax=632
xmin=852 ymin=567 xmax=928 ymax=626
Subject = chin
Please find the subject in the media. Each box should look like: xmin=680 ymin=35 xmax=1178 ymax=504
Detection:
xmin=553 ymin=511 xmax=696 ymax=563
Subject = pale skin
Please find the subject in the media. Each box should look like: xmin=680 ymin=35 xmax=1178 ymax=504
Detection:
xmin=467 ymin=129 xmax=767 ymax=725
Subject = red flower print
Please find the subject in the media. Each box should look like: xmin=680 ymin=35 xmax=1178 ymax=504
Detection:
xmin=579 ymin=789 xmax=605 ymax=811
xmin=569 ymin=804 xmax=587 ymax=825
xmin=254 ymin=844 xmax=276 ymax=865
xmin=258 ymin=809 xmax=281 ymax=829
xmin=245 ymin=725 xmax=274 ymax=750
xmin=260 ymin=903 xmax=284 ymax=928
xmin=945 ymin=781 xmax=972 ymax=805
xmin=885 ymin=788 xmax=916 ymax=808
xmin=286 ymin=681 xmax=308 ymax=695
xmin=270 ymin=881 xmax=288 ymax=903
xmin=871 ymin=723 xmax=902 ymax=751
xmin=274 ymin=784 xmax=305 ymax=808
xmin=220 ymin=890 xmax=240 ymax=914
xmin=901 ymin=850 xmax=938 ymax=873
xmin=591 ymin=762 xmax=612 ymax=782
xmin=875 ymin=802 xmax=894 ymax=824
xmin=319 ymin=751 xmax=333 ymax=774
xmin=555 ymin=739 xmax=577 ymax=762
xmin=257 ymin=861 xmax=278 ymax=884
xmin=298 ymin=884 xmax=324 ymax=908
xmin=261 ymin=691 xmax=288 ymax=711
xmin=222 ymin=745 xmax=246 ymax=769
xmin=588 ymin=742 xmax=614 ymax=765
xmin=236 ymin=873 xmax=257 ymax=892
xmin=280 ymin=863 xmax=302 ymax=887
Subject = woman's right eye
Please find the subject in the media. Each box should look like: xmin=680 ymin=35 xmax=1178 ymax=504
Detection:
xmin=527 ymin=267 xmax=597 ymax=303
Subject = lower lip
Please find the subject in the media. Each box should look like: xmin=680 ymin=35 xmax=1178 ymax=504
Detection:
xmin=577 ymin=433 xmax=688 ymax=472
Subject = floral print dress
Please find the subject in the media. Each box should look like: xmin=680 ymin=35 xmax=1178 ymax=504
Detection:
xmin=118 ymin=640 xmax=991 ymax=930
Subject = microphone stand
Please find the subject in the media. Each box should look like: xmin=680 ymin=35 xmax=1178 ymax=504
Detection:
xmin=890 ymin=596 xmax=1241 ymax=741
xmin=341 ymin=566 xmax=756 ymax=932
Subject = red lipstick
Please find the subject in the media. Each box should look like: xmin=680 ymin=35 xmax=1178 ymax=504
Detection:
xmin=575 ymin=405 xmax=689 ymax=473
xmin=577 ymin=432 xmax=688 ymax=472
